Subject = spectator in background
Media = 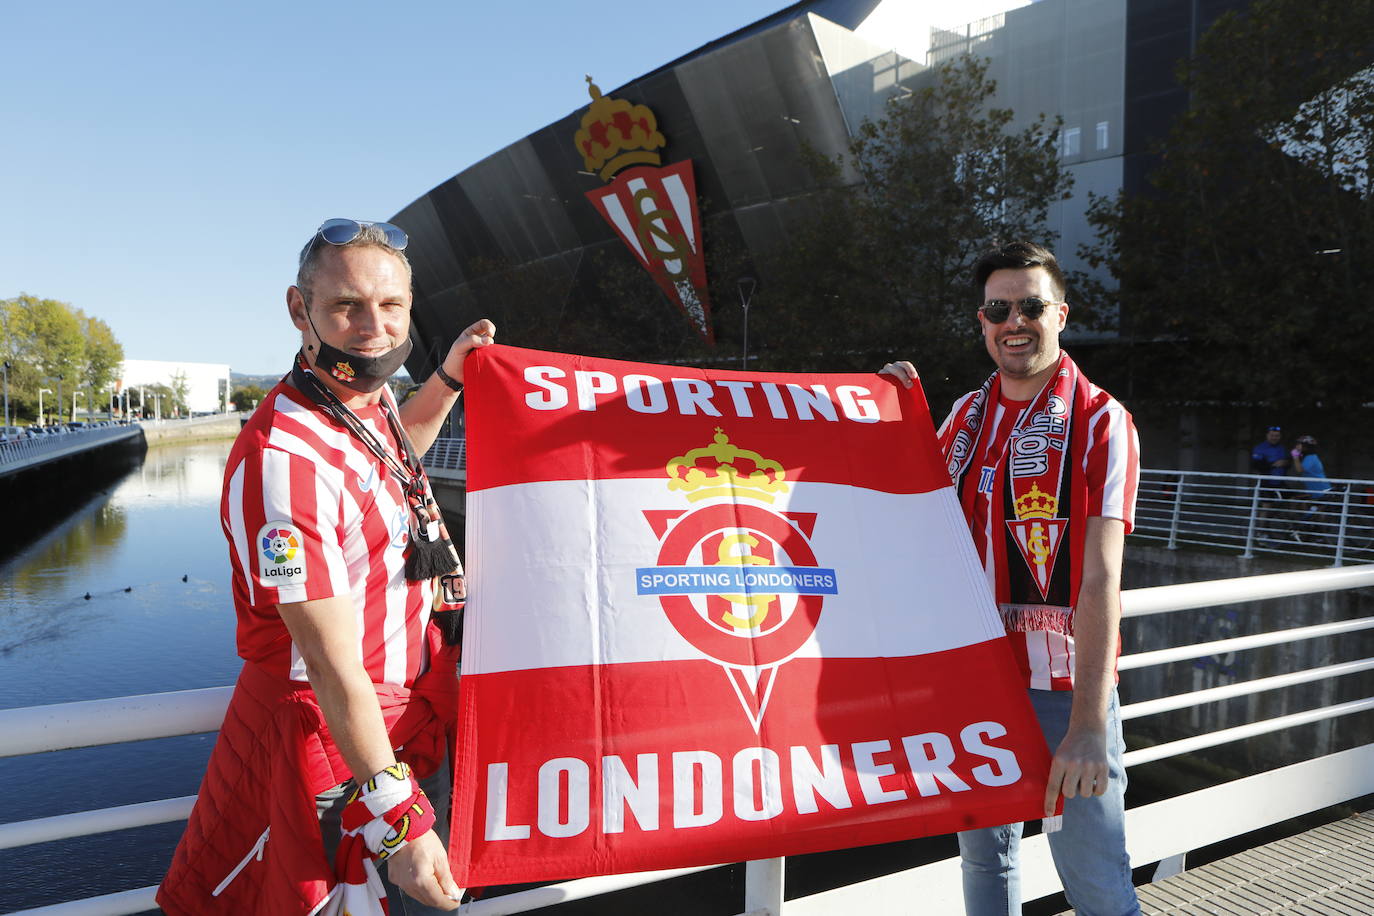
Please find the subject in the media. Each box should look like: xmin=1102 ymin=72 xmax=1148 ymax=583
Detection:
xmin=1289 ymin=435 xmax=1335 ymax=544
xmin=1251 ymin=425 xmax=1291 ymax=541
xmin=1251 ymin=426 xmax=1290 ymax=477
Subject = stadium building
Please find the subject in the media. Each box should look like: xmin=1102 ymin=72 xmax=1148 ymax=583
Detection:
xmin=394 ymin=0 xmax=1247 ymax=379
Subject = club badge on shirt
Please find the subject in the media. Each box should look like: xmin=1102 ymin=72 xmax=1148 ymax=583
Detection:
xmin=257 ymin=521 xmax=307 ymax=587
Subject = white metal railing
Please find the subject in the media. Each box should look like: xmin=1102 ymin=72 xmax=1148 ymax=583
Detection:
xmin=425 ymin=436 xmax=467 ymax=471
xmin=1135 ymin=468 xmax=1374 ymax=566
xmin=2 ymin=565 xmax=1372 ymax=915
xmin=0 ymin=423 xmax=141 ymax=469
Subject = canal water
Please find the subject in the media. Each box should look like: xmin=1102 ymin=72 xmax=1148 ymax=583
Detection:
xmin=0 ymin=440 xmax=242 ymax=912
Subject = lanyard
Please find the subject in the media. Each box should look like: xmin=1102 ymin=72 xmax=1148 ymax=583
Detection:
xmin=291 ymin=352 xmax=424 ymax=500
xmin=289 ymin=352 xmax=458 ymax=583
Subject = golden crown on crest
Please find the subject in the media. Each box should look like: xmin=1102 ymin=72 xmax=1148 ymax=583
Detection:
xmin=1014 ymin=483 xmax=1059 ymax=520
xmin=666 ymin=428 xmax=789 ymax=503
xmin=574 ymin=76 xmax=667 ymax=180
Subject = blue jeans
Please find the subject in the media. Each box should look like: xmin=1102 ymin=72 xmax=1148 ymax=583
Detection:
xmin=957 ymin=689 xmax=1138 ymax=916
xmin=317 ymin=760 xmax=454 ymax=915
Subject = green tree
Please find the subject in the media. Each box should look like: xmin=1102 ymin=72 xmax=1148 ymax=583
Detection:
xmin=21 ymin=296 xmax=86 ymax=384
xmin=756 ymin=54 xmax=1072 ymax=404
xmin=230 ymin=384 xmax=267 ymax=411
xmin=1081 ymin=0 xmax=1374 ymax=409
xmin=141 ymin=382 xmax=178 ymax=419
xmin=169 ymin=371 xmax=190 ymax=417
xmin=82 ymin=315 xmax=124 ymax=397
xmin=1 ymin=295 xmax=87 ymax=421
xmin=0 ymin=298 xmax=29 ymax=417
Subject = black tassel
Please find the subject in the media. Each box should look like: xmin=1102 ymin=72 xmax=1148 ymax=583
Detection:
xmin=431 ymin=608 xmax=465 ymax=646
xmin=405 ymin=534 xmax=459 ymax=580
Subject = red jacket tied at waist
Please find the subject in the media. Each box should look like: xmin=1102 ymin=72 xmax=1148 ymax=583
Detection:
xmin=157 ymin=635 xmax=459 ymax=916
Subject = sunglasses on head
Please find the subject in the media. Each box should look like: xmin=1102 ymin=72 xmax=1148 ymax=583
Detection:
xmin=314 ymin=218 xmax=408 ymax=251
xmin=978 ymin=296 xmax=1061 ymax=323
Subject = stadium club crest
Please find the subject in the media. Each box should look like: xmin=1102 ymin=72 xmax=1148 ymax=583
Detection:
xmin=1006 ymin=482 xmax=1067 ymax=599
xmin=575 ymin=77 xmax=714 ymax=341
xmin=636 ymin=428 xmax=836 ymax=730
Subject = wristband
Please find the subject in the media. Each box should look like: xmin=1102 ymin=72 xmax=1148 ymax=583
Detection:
xmin=342 ymin=762 xmax=438 ymax=861
xmin=434 ymin=363 xmax=463 ymax=393
xmin=370 ymin=790 xmax=437 ymax=861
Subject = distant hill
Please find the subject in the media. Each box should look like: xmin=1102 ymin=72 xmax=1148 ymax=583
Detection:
xmin=230 ymin=372 xmax=286 ymax=390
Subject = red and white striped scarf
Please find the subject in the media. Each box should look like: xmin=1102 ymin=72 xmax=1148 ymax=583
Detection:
xmin=945 ymin=353 xmax=1092 ymax=634
xmin=320 ymin=763 xmax=440 ymax=916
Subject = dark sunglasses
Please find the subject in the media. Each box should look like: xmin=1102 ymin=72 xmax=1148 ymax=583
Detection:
xmin=315 ymin=218 xmax=408 ymax=251
xmin=978 ymin=296 xmax=1061 ymax=323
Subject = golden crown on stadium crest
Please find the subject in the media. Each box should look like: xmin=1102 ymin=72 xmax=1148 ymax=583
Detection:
xmin=1013 ymin=483 xmax=1059 ymax=520
xmin=666 ymin=428 xmax=789 ymax=503
xmin=574 ymin=77 xmax=667 ymax=180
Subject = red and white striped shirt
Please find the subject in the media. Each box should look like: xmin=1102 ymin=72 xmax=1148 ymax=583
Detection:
xmin=937 ymin=380 xmax=1139 ymax=690
xmin=221 ymin=381 xmax=434 ymax=687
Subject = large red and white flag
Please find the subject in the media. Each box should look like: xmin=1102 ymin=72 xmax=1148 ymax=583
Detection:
xmin=451 ymin=346 xmax=1051 ymax=886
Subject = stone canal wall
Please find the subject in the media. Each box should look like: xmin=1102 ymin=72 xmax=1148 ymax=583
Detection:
xmin=141 ymin=415 xmax=243 ymax=445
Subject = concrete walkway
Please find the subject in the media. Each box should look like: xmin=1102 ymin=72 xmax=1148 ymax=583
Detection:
xmin=1124 ymin=810 xmax=1374 ymax=914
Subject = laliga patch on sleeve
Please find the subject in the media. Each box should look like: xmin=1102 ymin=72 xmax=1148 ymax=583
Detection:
xmin=257 ymin=521 xmax=307 ymax=588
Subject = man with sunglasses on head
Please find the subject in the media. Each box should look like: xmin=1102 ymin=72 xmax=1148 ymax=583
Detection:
xmin=883 ymin=241 xmax=1141 ymax=915
xmin=160 ymin=219 xmax=495 ymax=915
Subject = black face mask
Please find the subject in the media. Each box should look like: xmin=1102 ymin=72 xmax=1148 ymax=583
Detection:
xmin=305 ymin=311 xmax=413 ymax=393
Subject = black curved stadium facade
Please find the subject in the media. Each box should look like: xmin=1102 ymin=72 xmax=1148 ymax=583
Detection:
xmin=394 ymin=0 xmax=1247 ymax=383
xmin=394 ymin=0 xmax=898 ymax=378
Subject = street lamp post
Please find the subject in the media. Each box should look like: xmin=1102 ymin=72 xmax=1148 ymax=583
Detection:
xmin=2 ymin=360 xmax=10 ymax=429
xmin=38 ymin=388 xmax=52 ymax=425
xmin=737 ymin=277 xmax=757 ymax=370
xmin=71 ymin=389 xmax=91 ymax=424
xmin=55 ymin=374 xmax=63 ymax=425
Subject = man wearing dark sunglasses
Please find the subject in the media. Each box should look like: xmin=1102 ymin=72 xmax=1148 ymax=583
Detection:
xmin=161 ymin=219 xmax=495 ymax=915
xmin=883 ymin=241 xmax=1141 ymax=915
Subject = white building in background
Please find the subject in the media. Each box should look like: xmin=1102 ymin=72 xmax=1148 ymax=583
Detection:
xmin=119 ymin=359 xmax=231 ymax=415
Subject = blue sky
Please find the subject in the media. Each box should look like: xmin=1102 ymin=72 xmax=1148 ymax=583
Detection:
xmin=1 ymin=0 xmax=787 ymax=374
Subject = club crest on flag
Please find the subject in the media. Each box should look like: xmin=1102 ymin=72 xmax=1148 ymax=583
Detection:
xmin=1006 ymin=483 xmax=1067 ymax=599
xmin=575 ymin=77 xmax=714 ymax=341
xmin=637 ymin=428 xmax=835 ymax=731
